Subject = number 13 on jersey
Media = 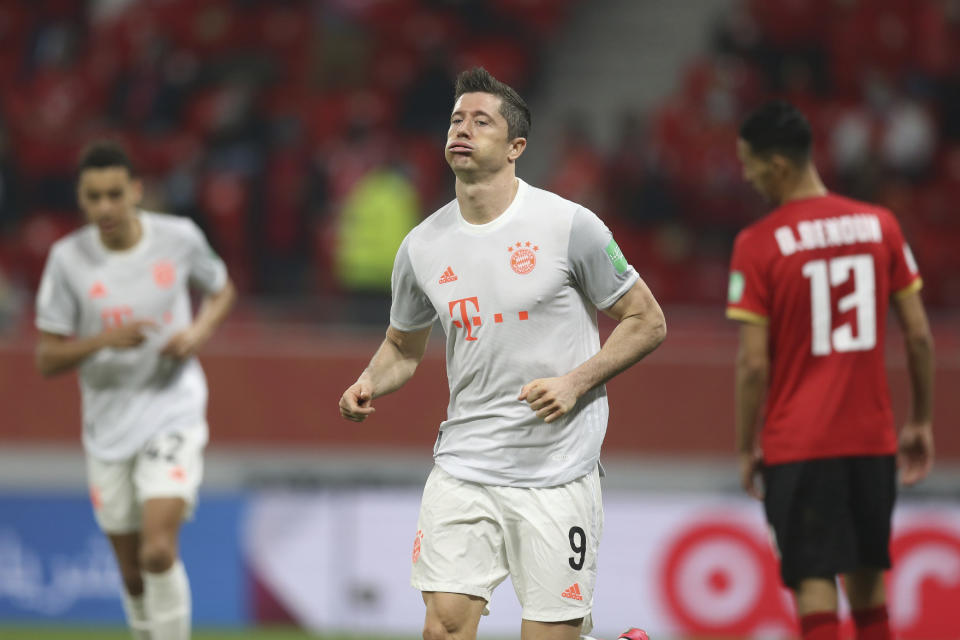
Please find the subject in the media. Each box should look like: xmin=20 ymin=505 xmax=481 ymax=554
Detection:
xmin=801 ymin=254 xmax=876 ymax=356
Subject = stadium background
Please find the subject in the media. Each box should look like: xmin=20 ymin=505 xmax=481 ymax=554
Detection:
xmin=0 ymin=0 xmax=958 ymax=638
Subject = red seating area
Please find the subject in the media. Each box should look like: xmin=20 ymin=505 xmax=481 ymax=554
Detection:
xmin=0 ymin=0 xmax=576 ymax=301
xmin=0 ymin=0 xmax=956 ymax=316
xmin=488 ymin=1 xmax=960 ymax=309
xmin=634 ymin=0 xmax=960 ymax=307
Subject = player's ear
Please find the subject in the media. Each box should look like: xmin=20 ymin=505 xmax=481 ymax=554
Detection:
xmin=130 ymin=177 xmax=144 ymax=206
xmin=770 ymin=153 xmax=794 ymax=178
xmin=507 ymin=137 xmax=527 ymax=163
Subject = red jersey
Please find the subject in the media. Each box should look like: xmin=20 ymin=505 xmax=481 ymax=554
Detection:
xmin=727 ymin=194 xmax=922 ymax=464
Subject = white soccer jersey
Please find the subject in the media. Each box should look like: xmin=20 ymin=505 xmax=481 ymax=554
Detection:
xmin=35 ymin=211 xmax=228 ymax=461
xmin=391 ymin=179 xmax=639 ymax=487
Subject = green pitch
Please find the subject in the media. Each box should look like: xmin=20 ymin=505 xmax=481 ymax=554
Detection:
xmin=0 ymin=628 xmax=418 ymax=640
xmin=0 ymin=628 xmax=706 ymax=640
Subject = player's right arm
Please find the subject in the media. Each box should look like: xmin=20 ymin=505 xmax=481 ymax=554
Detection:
xmin=36 ymin=322 xmax=156 ymax=377
xmin=338 ymin=324 xmax=432 ymax=422
xmin=891 ymin=289 xmax=934 ymax=485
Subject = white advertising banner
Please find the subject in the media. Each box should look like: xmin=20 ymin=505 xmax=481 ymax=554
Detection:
xmin=243 ymin=490 xmax=960 ymax=638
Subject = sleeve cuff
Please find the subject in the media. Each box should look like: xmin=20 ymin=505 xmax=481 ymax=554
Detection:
xmin=389 ymin=316 xmax=437 ymax=332
xmin=726 ymin=308 xmax=769 ymax=325
xmin=596 ymin=269 xmax=640 ymax=310
xmin=35 ymin=319 xmax=74 ymax=336
xmin=893 ymin=277 xmax=923 ymax=299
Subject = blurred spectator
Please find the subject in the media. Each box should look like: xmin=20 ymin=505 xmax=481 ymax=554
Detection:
xmin=254 ymin=116 xmax=313 ymax=296
xmin=0 ymin=122 xmax=21 ymax=233
xmin=333 ymin=165 xmax=420 ymax=294
xmin=606 ymin=112 xmax=678 ymax=227
xmin=546 ymin=113 xmax=607 ymax=215
xmin=399 ymin=48 xmax=456 ymax=135
xmin=881 ymin=98 xmax=936 ymax=179
xmin=0 ymin=0 xmax=956 ymax=315
xmin=0 ymin=264 xmax=23 ymax=334
xmin=106 ymin=34 xmax=193 ymax=132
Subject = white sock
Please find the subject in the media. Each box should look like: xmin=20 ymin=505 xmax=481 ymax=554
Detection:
xmin=144 ymin=560 xmax=192 ymax=640
xmin=121 ymin=591 xmax=151 ymax=640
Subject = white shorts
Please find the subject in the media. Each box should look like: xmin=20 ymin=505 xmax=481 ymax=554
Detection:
xmin=411 ymin=464 xmax=603 ymax=627
xmin=87 ymin=426 xmax=206 ymax=534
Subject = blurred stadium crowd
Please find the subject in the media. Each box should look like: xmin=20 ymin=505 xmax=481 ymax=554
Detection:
xmin=0 ymin=0 xmax=957 ymax=329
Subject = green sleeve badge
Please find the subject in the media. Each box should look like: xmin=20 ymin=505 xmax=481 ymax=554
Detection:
xmin=605 ymin=239 xmax=628 ymax=274
xmin=728 ymin=271 xmax=745 ymax=303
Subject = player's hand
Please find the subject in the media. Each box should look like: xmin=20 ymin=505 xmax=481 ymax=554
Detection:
xmin=100 ymin=320 xmax=157 ymax=349
xmin=161 ymin=327 xmax=206 ymax=359
xmin=739 ymin=449 xmax=764 ymax=500
xmin=339 ymin=378 xmax=376 ymax=422
xmin=518 ymin=376 xmax=579 ymax=423
xmin=898 ymin=421 xmax=934 ymax=486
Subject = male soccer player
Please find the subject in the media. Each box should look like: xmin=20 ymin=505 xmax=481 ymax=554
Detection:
xmin=338 ymin=67 xmax=665 ymax=640
xmin=35 ymin=141 xmax=236 ymax=640
xmin=727 ymin=101 xmax=935 ymax=640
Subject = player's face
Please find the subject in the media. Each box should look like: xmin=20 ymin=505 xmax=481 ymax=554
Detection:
xmin=446 ymin=92 xmax=524 ymax=178
xmin=737 ymin=138 xmax=781 ymax=203
xmin=77 ymin=167 xmax=143 ymax=244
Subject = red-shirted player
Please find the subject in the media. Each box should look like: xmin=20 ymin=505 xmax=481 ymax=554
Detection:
xmin=727 ymin=101 xmax=935 ymax=640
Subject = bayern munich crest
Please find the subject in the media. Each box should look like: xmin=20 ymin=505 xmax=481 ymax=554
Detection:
xmin=508 ymin=241 xmax=538 ymax=274
xmin=153 ymin=260 xmax=176 ymax=288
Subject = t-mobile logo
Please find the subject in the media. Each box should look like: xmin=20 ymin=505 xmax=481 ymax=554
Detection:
xmin=448 ymin=297 xmax=480 ymax=341
xmin=448 ymin=297 xmax=529 ymax=341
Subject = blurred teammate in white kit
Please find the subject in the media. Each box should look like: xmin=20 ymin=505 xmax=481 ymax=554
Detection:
xmin=339 ymin=67 xmax=664 ymax=640
xmin=35 ymin=141 xmax=236 ymax=640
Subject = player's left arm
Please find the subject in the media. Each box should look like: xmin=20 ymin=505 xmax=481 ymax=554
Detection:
xmin=518 ymin=278 xmax=666 ymax=423
xmin=733 ymin=321 xmax=768 ymax=499
xmin=892 ymin=288 xmax=935 ymax=485
xmin=162 ymin=279 xmax=237 ymax=359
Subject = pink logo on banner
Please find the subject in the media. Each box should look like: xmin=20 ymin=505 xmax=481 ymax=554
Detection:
xmin=662 ymin=520 xmax=792 ymax=636
xmin=890 ymin=527 xmax=960 ymax=638
xmin=661 ymin=517 xmax=960 ymax=638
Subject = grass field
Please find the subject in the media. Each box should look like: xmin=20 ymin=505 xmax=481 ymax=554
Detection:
xmin=0 ymin=625 xmax=711 ymax=639
xmin=0 ymin=628 xmax=418 ymax=640
xmin=0 ymin=629 xmax=700 ymax=640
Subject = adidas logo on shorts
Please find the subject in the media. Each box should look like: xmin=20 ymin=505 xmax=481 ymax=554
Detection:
xmin=561 ymin=583 xmax=583 ymax=601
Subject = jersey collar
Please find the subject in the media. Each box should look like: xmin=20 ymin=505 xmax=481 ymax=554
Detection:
xmin=94 ymin=210 xmax=151 ymax=259
xmin=456 ymin=178 xmax=528 ymax=235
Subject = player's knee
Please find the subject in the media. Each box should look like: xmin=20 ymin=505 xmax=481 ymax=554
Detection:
xmin=422 ymin=614 xmax=462 ymax=640
xmin=422 ymin=620 xmax=450 ymax=640
xmin=139 ymin=540 xmax=177 ymax=573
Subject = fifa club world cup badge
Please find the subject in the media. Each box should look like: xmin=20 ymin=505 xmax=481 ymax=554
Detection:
xmin=508 ymin=240 xmax=539 ymax=274
xmin=153 ymin=260 xmax=176 ymax=289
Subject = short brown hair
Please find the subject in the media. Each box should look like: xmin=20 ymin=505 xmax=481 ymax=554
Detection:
xmin=454 ymin=67 xmax=531 ymax=140
xmin=78 ymin=140 xmax=135 ymax=176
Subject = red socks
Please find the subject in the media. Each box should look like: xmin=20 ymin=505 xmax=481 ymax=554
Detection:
xmin=801 ymin=612 xmax=839 ymax=640
xmin=853 ymin=605 xmax=891 ymax=640
xmin=799 ymin=607 xmax=890 ymax=640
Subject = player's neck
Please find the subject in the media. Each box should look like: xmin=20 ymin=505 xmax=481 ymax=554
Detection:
xmin=455 ymin=171 xmax=519 ymax=225
xmin=100 ymin=213 xmax=143 ymax=251
xmin=779 ymin=166 xmax=827 ymax=206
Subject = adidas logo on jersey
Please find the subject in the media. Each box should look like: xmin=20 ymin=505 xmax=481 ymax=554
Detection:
xmin=561 ymin=583 xmax=583 ymax=601
xmin=439 ymin=266 xmax=458 ymax=284
xmin=88 ymin=281 xmax=108 ymax=299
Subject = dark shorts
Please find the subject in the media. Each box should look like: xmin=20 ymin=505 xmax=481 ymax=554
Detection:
xmin=762 ymin=455 xmax=896 ymax=589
